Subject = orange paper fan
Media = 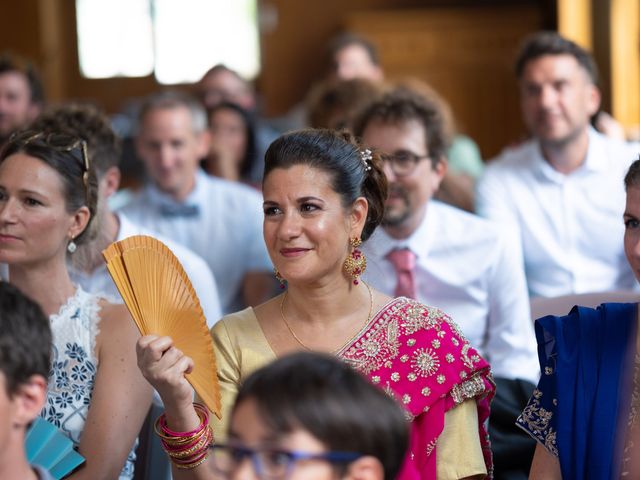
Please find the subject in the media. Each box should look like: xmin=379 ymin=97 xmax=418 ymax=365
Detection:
xmin=102 ymin=235 xmax=221 ymax=418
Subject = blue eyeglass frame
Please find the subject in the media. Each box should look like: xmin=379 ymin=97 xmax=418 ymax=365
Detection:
xmin=208 ymin=443 xmax=363 ymax=479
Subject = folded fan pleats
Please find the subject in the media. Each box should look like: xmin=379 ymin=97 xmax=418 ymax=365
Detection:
xmin=102 ymin=235 xmax=221 ymax=418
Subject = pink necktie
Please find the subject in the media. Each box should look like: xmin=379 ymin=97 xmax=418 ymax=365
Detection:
xmin=387 ymin=248 xmax=417 ymax=299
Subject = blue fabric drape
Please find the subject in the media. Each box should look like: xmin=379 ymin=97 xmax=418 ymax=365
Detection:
xmin=534 ymin=303 xmax=636 ymax=479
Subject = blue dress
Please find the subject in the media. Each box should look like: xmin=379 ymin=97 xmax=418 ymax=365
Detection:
xmin=516 ymin=303 xmax=637 ymax=479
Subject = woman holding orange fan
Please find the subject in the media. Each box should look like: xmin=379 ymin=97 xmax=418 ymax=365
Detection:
xmin=138 ymin=129 xmax=494 ymax=480
xmin=0 ymin=130 xmax=151 ymax=479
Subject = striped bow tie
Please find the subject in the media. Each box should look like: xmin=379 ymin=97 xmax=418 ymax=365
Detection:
xmin=158 ymin=203 xmax=200 ymax=218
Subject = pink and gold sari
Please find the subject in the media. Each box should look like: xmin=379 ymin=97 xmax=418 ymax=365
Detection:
xmin=338 ymin=297 xmax=495 ymax=479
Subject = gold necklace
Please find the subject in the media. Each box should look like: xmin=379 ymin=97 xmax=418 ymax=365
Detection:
xmin=280 ymin=282 xmax=374 ymax=353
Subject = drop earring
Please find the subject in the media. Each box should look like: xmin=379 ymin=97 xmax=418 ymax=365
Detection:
xmin=343 ymin=237 xmax=366 ymax=285
xmin=67 ymin=238 xmax=77 ymax=254
xmin=274 ymin=268 xmax=286 ymax=289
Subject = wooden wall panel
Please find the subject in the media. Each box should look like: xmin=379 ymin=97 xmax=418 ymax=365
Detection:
xmin=0 ymin=0 xmax=49 ymax=98
xmin=52 ymin=0 xmax=161 ymax=113
xmin=258 ymin=0 xmax=433 ymax=118
xmin=1 ymin=0 xmax=552 ymax=157
xmin=0 ymin=1 xmax=42 ymax=61
xmin=257 ymin=0 xmax=551 ymax=119
xmin=344 ymin=6 xmax=543 ymax=158
xmin=0 ymin=0 xmax=160 ymax=112
xmin=609 ymin=0 xmax=640 ymax=130
xmin=585 ymin=0 xmax=640 ymax=133
xmin=557 ymin=0 xmax=593 ymax=48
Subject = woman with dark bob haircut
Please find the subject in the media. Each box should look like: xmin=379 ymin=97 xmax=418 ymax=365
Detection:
xmin=212 ymin=351 xmax=409 ymax=480
xmin=0 ymin=130 xmax=151 ymax=479
xmin=203 ymin=101 xmax=258 ymax=185
xmin=138 ymin=128 xmax=495 ymax=479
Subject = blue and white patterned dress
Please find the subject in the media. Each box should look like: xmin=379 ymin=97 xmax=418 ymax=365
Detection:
xmin=41 ymin=287 xmax=136 ymax=479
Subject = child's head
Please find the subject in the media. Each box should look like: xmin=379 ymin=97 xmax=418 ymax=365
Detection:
xmin=215 ymin=352 xmax=408 ymax=480
xmin=0 ymin=282 xmax=50 ymax=448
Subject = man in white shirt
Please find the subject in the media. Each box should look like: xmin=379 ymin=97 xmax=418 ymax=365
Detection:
xmin=31 ymin=104 xmax=222 ymax=327
xmin=476 ymin=31 xmax=638 ymax=298
xmin=355 ymin=80 xmax=540 ymax=480
xmin=121 ymin=91 xmax=274 ymax=314
xmin=354 ymin=85 xmax=538 ymax=384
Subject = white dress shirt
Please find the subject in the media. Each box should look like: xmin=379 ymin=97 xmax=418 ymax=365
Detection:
xmin=476 ymin=128 xmax=638 ymax=298
xmin=120 ymin=171 xmax=273 ymax=313
xmin=362 ymin=200 xmax=539 ymax=383
xmin=69 ymin=213 xmax=223 ymax=328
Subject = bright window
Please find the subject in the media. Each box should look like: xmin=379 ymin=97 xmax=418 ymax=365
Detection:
xmin=76 ymin=0 xmax=260 ymax=83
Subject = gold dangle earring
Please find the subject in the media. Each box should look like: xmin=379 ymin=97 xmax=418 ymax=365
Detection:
xmin=274 ymin=268 xmax=286 ymax=289
xmin=343 ymin=237 xmax=366 ymax=285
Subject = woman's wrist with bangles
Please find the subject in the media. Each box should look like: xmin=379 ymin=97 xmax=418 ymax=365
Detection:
xmin=162 ymin=399 xmax=203 ymax=432
xmin=155 ymin=402 xmax=213 ymax=469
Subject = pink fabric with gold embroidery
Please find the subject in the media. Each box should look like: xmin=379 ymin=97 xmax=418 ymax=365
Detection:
xmin=338 ymin=297 xmax=495 ymax=479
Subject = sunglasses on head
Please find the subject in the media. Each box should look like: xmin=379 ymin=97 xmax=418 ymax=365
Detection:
xmin=8 ymin=130 xmax=91 ymax=202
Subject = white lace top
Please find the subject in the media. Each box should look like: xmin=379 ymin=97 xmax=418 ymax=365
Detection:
xmin=40 ymin=287 xmax=135 ymax=479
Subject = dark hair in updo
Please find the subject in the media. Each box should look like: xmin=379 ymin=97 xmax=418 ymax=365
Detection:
xmin=0 ymin=130 xmax=99 ymax=246
xmin=625 ymin=158 xmax=640 ymax=191
xmin=263 ymin=128 xmax=388 ymax=241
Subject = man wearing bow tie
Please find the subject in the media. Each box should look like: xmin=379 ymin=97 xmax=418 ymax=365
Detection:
xmin=121 ymin=91 xmax=274 ymax=314
xmin=25 ymin=103 xmax=223 ymax=330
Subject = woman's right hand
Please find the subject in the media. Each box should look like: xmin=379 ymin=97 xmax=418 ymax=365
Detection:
xmin=136 ymin=335 xmax=197 ymax=422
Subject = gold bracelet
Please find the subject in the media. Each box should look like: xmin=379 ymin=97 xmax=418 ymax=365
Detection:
xmin=154 ymin=404 xmax=209 ymax=444
xmin=166 ymin=428 xmax=212 ymax=459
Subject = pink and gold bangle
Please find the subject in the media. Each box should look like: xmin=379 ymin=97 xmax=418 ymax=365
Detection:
xmin=154 ymin=403 xmax=210 ymax=439
xmin=169 ymin=429 xmax=213 ymax=469
xmin=154 ymin=403 xmax=213 ymax=470
xmin=164 ymin=428 xmax=212 ymax=458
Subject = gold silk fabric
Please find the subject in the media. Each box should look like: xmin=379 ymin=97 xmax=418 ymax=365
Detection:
xmin=206 ymin=306 xmax=486 ymax=477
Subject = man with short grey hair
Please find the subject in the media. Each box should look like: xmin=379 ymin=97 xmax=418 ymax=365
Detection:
xmin=122 ymin=91 xmax=274 ymax=313
xmin=29 ymin=102 xmax=223 ymax=327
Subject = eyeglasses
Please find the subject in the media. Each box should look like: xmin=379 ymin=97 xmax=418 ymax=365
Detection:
xmin=8 ymin=130 xmax=91 ymax=202
xmin=208 ymin=443 xmax=362 ymax=480
xmin=381 ymin=150 xmax=430 ymax=177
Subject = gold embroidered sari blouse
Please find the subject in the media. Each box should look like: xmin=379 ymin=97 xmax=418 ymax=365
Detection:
xmin=206 ymin=307 xmax=486 ymax=479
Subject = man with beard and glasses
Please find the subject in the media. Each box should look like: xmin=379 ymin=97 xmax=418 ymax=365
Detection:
xmin=476 ymin=31 xmax=638 ymax=299
xmin=354 ymin=85 xmax=540 ymax=478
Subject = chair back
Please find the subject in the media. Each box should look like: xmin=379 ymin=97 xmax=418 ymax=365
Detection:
xmin=530 ymin=290 xmax=639 ymax=320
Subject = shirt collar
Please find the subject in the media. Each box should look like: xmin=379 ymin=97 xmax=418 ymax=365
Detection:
xmin=369 ymin=201 xmax=440 ymax=259
xmin=144 ymin=169 xmax=207 ymax=208
xmin=533 ymin=127 xmax=607 ymax=182
xmin=115 ymin=212 xmax=136 ymax=241
xmin=582 ymin=127 xmax=609 ymax=172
